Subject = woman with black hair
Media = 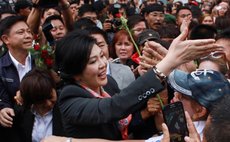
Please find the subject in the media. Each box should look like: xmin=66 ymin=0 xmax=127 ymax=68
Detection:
xmin=55 ymin=29 xmax=221 ymax=140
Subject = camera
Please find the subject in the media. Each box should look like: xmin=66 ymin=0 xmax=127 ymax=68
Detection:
xmin=104 ymin=18 xmax=122 ymax=32
xmin=42 ymin=22 xmax=55 ymax=46
xmin=38 ymin=0 xmax=59 ymax=8
xmin=105 ymin=18 xmax=122 ymax=27
xmin=111 ymin=18 xmax=122 ymax=27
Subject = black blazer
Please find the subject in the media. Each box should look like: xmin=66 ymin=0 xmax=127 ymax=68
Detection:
xmin=59 ymin=70 xmax=164 ymax=140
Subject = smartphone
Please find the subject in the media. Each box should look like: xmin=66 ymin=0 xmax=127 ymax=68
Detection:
xmin=42 ymin=22 xmax=55 ymax=46
xmin=162 ymin=102 xmax=189 ymax=142
xmin=38 ymin=0 xmax=59 ymax=8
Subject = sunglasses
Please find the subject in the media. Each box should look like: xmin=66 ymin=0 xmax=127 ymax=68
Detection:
xmin=199 ymin=51 xmax=229 ymax=72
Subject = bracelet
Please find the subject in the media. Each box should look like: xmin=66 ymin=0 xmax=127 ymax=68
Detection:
xmin=60 ymin=2 xmax=70 ymax=10
xmin=32 ymin=3 xmax=39 ymax=8
xmin=153 ymin=66 xmax=166 ymax=82
xmin=66 ymin=137 xmax=72 ymax=142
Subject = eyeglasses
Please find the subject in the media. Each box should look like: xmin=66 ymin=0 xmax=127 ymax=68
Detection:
xmin=199 ymin=51 xmax=229 ymax=72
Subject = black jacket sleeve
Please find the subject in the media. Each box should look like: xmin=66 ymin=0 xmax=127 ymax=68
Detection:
xmin=59 ymin=69 xmax=164 ymax=125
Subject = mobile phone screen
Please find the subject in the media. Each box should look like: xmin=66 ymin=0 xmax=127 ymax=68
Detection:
xmin=162 ymin=102 xmax=188 ymax=142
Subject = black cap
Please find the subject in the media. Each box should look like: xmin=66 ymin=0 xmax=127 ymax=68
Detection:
xmin=137 ymin=29 xmax=160 ymax=45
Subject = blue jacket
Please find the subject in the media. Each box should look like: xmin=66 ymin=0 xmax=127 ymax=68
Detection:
xmin=0 ymin=52 xmax=33 ymax=109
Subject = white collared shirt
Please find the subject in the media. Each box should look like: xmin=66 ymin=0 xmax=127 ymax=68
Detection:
xmin=31 ymin=109 xmax=53 ymax=142
xmin=9 ymin=52 xmax=32 ymax=81
xmin=106 ymin=61 xmax=110 ymax=75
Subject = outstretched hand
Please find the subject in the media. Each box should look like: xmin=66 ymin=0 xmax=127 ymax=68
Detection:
xmin=156 ymin=26 xmax=223 ymax=76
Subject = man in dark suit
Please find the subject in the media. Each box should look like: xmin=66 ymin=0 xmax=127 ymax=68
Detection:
xmin=0 ymin=16 xmax=33 ymax=132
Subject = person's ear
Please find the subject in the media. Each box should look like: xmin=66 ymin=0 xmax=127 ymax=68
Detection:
xmin=1 ymin=35 xmax=9 ymax=45
xmin=192 ymin=106 xmax=207 ymax=121
xmin=144 ymin=13 xmax=148 ymax=20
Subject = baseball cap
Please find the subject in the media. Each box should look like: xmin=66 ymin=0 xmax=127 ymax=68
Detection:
xmin=168 ymin=69 xmax=230 ymax=110
xmin=137 ymin=29 xmax=160 ymax=45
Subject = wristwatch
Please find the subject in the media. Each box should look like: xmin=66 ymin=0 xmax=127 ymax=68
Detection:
xmin=152 ymin=66 xmax=166 ymax=82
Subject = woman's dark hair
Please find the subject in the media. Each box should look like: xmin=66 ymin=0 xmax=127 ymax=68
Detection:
xmin=20 ymin=68 xmax=56 ymax=108
xmin=55 ymin=30 xmax=96 ymax=82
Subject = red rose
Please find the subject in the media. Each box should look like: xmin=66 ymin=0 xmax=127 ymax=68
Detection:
xmin=45 ymin=58 xmax=53 ymax=67
xmin=115 ymin=13 xmax=122 ymax=18
xmin=131 ymin=52 xmax=140 ymax=64
xmin=41 ymin=50 xmax=48 ymax=58
xmin=34 ymin=44 xmax=40 ymax=50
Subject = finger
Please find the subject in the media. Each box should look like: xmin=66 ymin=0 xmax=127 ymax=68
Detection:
xmin=139 ymin=62 xmax=153 ymax=70
xmin=8 ymin=109 xmax=15 ymax=117
xmin=141 ymin=54 xmax=158 ymax=65
xmin=200 ymin=44 xmax=224 ymax=52
xmin=142 ymin=48 xmax=153 ymax=58
xmin=0 ymin=114 xmax=13 ymax=127
xmin=191 ymin=44 xmax=224 ymax=58
xmin=148 ymin=103 xmax=161 ymax=108
xmin=144 ymin=48 xmax=164 ymax=61
xmin=185 ymin=39 xmax=215 ymax=46
xmin=2 ymin=111 xmax=13 ymax=122
xmin=185 ymin=111 xmax=199 ymax=137
xmin=148 ymin=97 xmax=160 ymax=101
xmin=184 ymin=136 xmax=193 ymax=142
xmin=156 ymin=47 xmax=168 ymax=57
xmin=175 ymin=27 xmax=188 ymax=42
xmin=1 ymin=118 xmax=13 ymax=127
xmin=0 ymin=120 xmax=12 ymax=127
xmin=146 ymin=41 xmax=162 ymax=50
xmin=161 ymin=123 xmax=170 ymax=142
xmin=148 ymin=108 xmax=159 ymax=113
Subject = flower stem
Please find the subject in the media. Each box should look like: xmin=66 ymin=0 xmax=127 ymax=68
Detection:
xmin=125 ymin=26 xmax=141 ymax=56
xmin=157 ymin=94 xmax=164 ymax=109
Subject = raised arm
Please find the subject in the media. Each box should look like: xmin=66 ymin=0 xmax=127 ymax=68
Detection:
xmin=59 ymin=0 xmax=74 ymax=32
xmin=27 ymin=0 xmax=41 ymax=35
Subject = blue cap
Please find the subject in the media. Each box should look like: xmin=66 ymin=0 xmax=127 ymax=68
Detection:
xmin=168 ymin=69 xmax=230 ymax=110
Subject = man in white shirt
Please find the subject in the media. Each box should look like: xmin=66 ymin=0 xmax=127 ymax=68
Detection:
xmin=0 ymin=15 xmax=33 ymax=128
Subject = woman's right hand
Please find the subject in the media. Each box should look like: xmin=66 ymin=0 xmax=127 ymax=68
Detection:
xmin=156 ymin=27 xmax=223 ymax=76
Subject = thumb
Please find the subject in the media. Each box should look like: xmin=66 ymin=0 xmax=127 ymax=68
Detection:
xmin=7 ymin=108 xmax=15 ymax=117
xmin=177 ymin=27 xmax=188 ymax=41
xmin=161 ymin=123 xmax=170 ymax=142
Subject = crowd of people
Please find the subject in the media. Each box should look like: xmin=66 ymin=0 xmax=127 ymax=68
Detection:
xmin=0 ymin=0 xmax=229 ymax=142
